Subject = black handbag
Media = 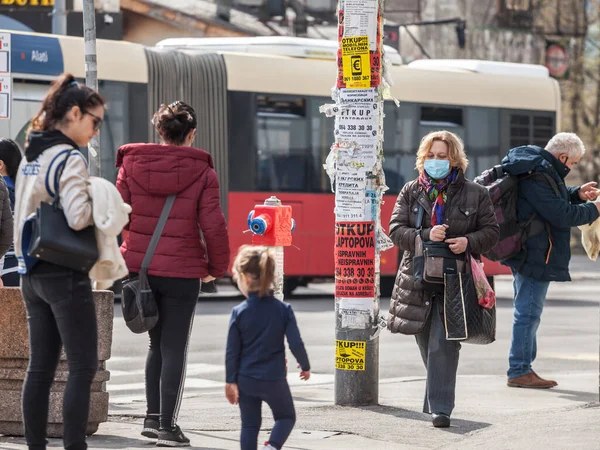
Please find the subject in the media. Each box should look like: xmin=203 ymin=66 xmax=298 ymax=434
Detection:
xmin=121 ymin=194 xmax=175 ymax=334
xmin=443 ymin=253 xmax=496 ymax=345
xmin=27 ymin=148 xmax=99 ymax=273
xmin=413 ymin=204 xmax=465 ymax=284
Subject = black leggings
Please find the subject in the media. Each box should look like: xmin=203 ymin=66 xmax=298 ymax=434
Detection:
xmin=142 ymin=275 xmax=200 ymax=428
xmin=21 ymin=262 xmax=98 ymax=450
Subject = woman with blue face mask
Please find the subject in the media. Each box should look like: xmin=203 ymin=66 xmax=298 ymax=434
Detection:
xmin=386 ymin=130 xmax=499 ymax=428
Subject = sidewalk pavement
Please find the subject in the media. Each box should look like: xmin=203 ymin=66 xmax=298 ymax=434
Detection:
xmin=1 ymin=372 xmax=598 ymax=450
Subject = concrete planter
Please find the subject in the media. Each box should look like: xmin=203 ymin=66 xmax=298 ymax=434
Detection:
xmin=0 ymin=288 xmax=113 ymax=437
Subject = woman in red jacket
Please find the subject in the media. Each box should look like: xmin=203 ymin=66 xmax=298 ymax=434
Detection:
xmin=116 ymin=101 xmax=230 ymax=447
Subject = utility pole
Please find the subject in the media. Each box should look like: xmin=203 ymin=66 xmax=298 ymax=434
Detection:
xmin=52 ymin=0 xmax=67 ymax=35
xmin=322 ymin=0 xmax=394 ymax=405
xmin=83 ymin=0 xmax=100 ymax=177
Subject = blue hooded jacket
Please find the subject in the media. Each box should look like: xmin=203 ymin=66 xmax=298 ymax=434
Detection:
xmin=501 ymin=145 xmax=599 ymax=281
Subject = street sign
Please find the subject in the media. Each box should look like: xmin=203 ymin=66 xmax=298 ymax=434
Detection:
xmin=0 ymin=32 xmax=11 ymax=120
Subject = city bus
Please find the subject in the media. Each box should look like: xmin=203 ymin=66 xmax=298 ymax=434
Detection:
xmin=0 ymin=32 xmax=561 ymax=295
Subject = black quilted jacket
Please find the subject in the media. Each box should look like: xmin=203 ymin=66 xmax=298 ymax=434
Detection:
xmin=387 ymin=171 xmax=499 ymax=335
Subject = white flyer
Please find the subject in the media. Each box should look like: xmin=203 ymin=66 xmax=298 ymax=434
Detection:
xmin=336 ymin=141 xmax=378 ymax=172
xmin=339 ymin=88 xmax=377 ymax=105
xmin=343 ymin=0 xmax=378 ymax=52
xmin=338 ymin=297 xmax=373 ymax=329
xmin=335 ymin=101 xmax=380 ymax=142
xmin=335 ymin=170 xmax=366 ymax=221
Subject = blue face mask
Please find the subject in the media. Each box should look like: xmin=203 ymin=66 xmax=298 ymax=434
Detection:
xmin=424 ymin=159 xmax=450 ymax=180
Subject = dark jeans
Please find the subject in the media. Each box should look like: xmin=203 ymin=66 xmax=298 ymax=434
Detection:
xmin=238 ymin=376 xmax=296 ymax=450
xmin=21 ymin=262 xmax=98 ymax=450
xmin=143 ymin=275 xmax=200 ymax=429
xmin=415 ymin=296 xmax=461 ymax=417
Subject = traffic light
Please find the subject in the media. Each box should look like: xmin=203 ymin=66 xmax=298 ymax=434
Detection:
xmin=456 ymin=20 xmax=466 ymax=49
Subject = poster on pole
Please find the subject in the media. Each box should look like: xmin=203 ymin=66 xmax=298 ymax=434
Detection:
xmin=343 ymin=0 xmax=378 ymax=52
xmin=335 ymin=170 xmax=366 ymax=221
xmin=341 ymin=36 xmax=371 ymax=89
xmin=335 ymin=339 xmax=366 ymax=371
xmin=339 ymin=88 xmax=377 ymax=105
xmin=334 ymin=101 xmax=379 ymax=141
xmin=337 ymin=297 xmax=373 ymax=329
xmin=335 ymin=222 xmax=376 ymax=298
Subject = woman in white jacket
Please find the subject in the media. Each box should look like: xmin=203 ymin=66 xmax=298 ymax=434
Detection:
xmin=14 ymin=73 xmax=105 ymax=450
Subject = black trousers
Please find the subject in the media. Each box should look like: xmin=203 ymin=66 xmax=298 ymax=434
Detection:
xmin=142 ymin=275 xmax=200 ymax=429
xmin=21 ymin=262 xmax=98 ymax=450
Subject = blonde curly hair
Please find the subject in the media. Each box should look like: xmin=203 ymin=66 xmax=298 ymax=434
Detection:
xmin=415 ymin=130 xmax=469 ymax=174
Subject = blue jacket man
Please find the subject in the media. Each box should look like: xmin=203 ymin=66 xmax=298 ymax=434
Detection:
xmin=501 ymin=133 xmax=600 ymax=389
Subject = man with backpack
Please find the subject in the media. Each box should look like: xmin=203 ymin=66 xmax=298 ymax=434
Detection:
xmin=494 ymin=133 xmax=600 ymax=388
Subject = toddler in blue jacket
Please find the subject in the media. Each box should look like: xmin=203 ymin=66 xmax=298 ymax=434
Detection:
xmin=225 ymin=245 xmax=310 ymax=450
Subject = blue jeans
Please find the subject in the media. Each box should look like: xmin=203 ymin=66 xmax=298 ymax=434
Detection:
xmin=238 ymin=376 xmax=296 ymax=450
xmin=508 ymin=270 xmax=550 ymax=379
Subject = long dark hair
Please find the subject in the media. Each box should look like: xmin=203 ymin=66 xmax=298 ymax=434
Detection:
xmin=30 ymin=73 xmax=105 ymax=133
xmin=0 ymin=138 xmax=22 ymax=181
xmin=152 ymin=101 xmax=197 ymax=146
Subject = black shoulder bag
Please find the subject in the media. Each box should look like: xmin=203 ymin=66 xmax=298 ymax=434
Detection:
xmin=121 ymin=194 xmax=176 ymax=334
xmin=413 ymin=203 xmax=466 ymax=284
xmin=27 ymin=148 xmax=99 ymax=273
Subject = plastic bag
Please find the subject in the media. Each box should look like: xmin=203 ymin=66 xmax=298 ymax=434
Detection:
xmin=579 ymin=217 xmax=600 ymax=261
xmin=470 ymin=256 xmax=496 ymax=309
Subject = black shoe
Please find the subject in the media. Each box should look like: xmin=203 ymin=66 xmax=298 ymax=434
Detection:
xmin=432 ymin=413 xmax=451 ymax=428
xmin=142 ymin=417 xmax=159 ymax=439
xmin=156 ymin=425 xmax=191 ymax=447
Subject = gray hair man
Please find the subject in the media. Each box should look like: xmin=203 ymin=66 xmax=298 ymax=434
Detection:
xmin=500 ymin=132 xmax=600 ymax=388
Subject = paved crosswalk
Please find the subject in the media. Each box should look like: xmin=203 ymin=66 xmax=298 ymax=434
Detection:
xmin=106 ymin=360 xmax=335 ymax=406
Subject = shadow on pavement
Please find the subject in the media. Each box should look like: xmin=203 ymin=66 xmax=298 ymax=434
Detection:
xmin=549 ymin=389 xmax=599 ymax=403
xmin=361 ymin=405 xmax=492 ymax=435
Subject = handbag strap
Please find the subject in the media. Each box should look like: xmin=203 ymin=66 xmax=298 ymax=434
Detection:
xmin=141 ymin=195 xmax=176 ymax=271
xmin=52 ymin=147 xmax=77 ymax=208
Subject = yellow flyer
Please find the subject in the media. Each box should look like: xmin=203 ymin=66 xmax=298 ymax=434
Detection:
xmin=335 ymin=339 xmax=366 ymax=370
xmin=341 ymin=36 xmax=370 ymax=89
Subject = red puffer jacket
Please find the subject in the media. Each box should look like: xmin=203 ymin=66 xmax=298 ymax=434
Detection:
xmin=116 ymin=143 xmax=230 ymax=279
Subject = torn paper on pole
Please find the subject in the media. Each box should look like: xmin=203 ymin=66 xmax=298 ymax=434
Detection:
xmin=377 ymin=227 xmax=394 ymax=252
xmin=335 ymin=170 xmax=366 ymax=221
xmin=337 ymin=297 xmax=374 ymax=329
xmin=337 ymin=141 xmax=378 ymax=172
xmin=343 ymin=0 xmax=378 ymax=52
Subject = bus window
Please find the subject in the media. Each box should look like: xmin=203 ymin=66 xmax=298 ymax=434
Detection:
xmin=465 ymin=107 xmax=501 ymax=178
xmin=309 ymin=97 xmax=334 ymax=193
xmin=533 ymin=116 xmax=554 ymax=147
xmin=506 ymin=112 xmax=555 ymax=149
xmin=419 ymin=105 xmax=465 ymax=146
xmin=509 ymin=114 xmax=531 ymax=148
xmin=256 ymin=95 xmax=309 ymax=192
xmin=383 ymin=101 xmax=419 ymax=194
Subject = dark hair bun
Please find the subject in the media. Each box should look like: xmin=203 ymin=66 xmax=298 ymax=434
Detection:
xmin=153 ymin=101 xmax=197 ymax=145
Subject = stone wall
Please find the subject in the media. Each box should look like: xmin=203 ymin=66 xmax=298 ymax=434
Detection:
xmin=0 ymin=288 xmax=114 ymax=437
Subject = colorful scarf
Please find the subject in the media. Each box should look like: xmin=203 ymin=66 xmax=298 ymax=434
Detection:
xmin=418 ymin=170 xmax=458 ymax=227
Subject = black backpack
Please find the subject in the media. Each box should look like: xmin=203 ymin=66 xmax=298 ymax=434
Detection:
xmin=474 ymin=165 xmax=560 ymax=262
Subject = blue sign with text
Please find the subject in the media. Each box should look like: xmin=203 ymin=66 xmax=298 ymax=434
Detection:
xmin=11 ymin=33 xmax=63 ymax=76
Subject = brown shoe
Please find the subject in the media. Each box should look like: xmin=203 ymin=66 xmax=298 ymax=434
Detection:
xmin=531 ymin=370 xmax=558 ymax=387
xmin=507 ymin=372 xmax=555 ymax=389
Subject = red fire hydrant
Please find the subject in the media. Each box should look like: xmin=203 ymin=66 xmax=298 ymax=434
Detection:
xmin=247 ymin=196 xmax=295 ymax=299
